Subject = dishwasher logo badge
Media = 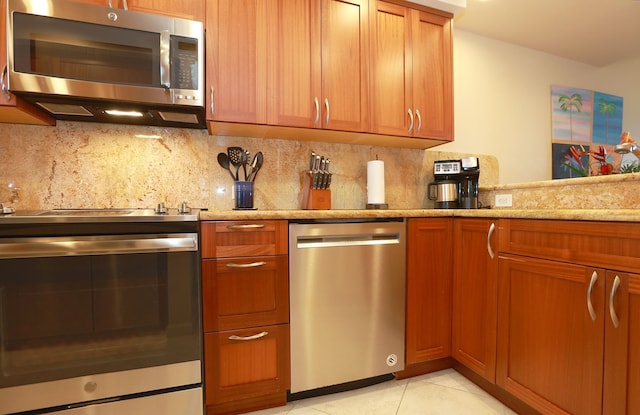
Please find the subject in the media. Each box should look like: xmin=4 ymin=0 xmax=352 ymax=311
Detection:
xmin=386 ymin=354 xmax=398 ymax=367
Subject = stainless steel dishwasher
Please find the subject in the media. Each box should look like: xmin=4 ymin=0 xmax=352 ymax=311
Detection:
xmin=289 ymin=219 xmax=406 ymax=394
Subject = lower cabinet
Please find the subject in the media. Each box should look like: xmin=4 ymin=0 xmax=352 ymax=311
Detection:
xmin=496 ymin=219 xmax=640 ymax=415
xmin=603 ymin=271 xmax=640 ymax=415
xmin=404 ymin=218 xmax=453 ymax=366
xmin=452 ymin=219 xmax=498 ymax=383
xmin=496 ymin=255 xmax=604 ymax=415
xmin=204 ymin=325 xmax=290 ymax=411
xmin=201 ymin=220 xmax=289 ymax=415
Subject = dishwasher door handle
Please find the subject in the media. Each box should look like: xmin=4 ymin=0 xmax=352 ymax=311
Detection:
xmin=296 ymin=234 xmax=401 ymax=249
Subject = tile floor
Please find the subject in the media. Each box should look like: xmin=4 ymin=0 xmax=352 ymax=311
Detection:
xmin=246 ymin=369 xmax=518 ymax=415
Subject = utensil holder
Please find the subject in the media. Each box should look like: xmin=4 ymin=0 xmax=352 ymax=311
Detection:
xmin=301 ymin=172 xmax=331 ymax=210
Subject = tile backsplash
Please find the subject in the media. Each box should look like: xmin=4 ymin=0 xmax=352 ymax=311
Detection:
xmin=0 ymin=122 xmax=498 ymax=211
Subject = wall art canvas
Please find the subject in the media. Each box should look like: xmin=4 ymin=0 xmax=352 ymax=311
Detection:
xmin=551 ymin=85 xmax=624 ymax=179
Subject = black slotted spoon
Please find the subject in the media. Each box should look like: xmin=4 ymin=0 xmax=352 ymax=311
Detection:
xmin=227 ymin=147 xmax=244 ymax=181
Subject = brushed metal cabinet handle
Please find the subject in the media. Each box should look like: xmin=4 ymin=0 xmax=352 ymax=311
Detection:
xmin=226 ymin=224 xmax=265 ymax=230
xmin=122 ymin=0 xmax=128 ymax=10
xmin=587 ymin=271 xmax=598 ymax=321
xmin=324 ymin=98 xmax=330 ymax=127
xmin=487 ymin=222 xmax=496 ymax=259
xmin=314 ymin=97 xmax=320 ymax=126
xmin=609 ymin=275 xmax=621 ymax=328
xmin=225 ymin=261 xmax=267 ymax=268
xmin=407 ymin=108 xmax=414 ymax=134
xmin=415 ymin=109 xmax=422 ymax=134
xmin=228 ymin=331 xmax=269 ymax=341
xmin=210 ymin=86 xmax=215 ymax=115
xmin=1 ymin=65 xmax=11 ymax=101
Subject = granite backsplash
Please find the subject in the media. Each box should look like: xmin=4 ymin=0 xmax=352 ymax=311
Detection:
xmin=0 ymin=122 xmax=499 ymax=211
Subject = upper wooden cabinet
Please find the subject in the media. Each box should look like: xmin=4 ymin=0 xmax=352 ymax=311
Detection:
xmin=370 ymin=1 xmax=452 ymax=140
xmin=205 ymin=0 xmax=268 ymax=124
xmin=207 ymin=0 xmax=369 ymax=132
xmin=207 ymin=0 xmax=453 ymax=148
xmin=267 ymin=0 xmax=369 ymax=132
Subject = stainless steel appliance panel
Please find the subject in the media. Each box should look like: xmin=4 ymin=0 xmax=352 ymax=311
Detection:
xmin=289 ymin=220 xmax=406 ymax=393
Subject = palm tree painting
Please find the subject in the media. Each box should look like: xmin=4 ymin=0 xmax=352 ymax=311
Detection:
xmin=551 ymin=85 xmax=592 ymax=142
xmin=592 ymin=92 xmax=623 ymax=144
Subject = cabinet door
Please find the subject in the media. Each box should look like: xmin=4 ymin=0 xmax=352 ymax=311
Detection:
xmin=452 ymin=219 xmax=498 ymax=382
xmin=320 ymin=0 xmax=369 ymax=132
xmin=369 ymin=1 xmax=411 ymax=136
xmin=205 ymin=0 xmax=267 ymax=123
xmin=603 ymin=271 xmax=640 ymax=415
xmin=202 ymin=256 xmax=289 ymax=332
xmin=267 ymin=0 xmax=321 ymax=128
xmin=497 ymin=255 xmax=604 ymax=415
xmin=204 ymin=325 xmax=289 ymax=406
xmin=411 ymin=10 xmax=452 ymax=140
xmin=121 ymin=0 xmax=205 ymax=21
xmin=405 ymin=218 xmax=452 ymax=364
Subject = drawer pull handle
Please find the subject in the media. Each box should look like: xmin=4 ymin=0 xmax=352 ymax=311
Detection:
xmin=587 ymin=271 xmax=598 ymax=321
xmin=228 ymin=331 xmax=268 ymax=341
xmin=226 ymin=224 xmax=265 ymax=230
xmin=609 ymin=275 xmax=621 ymax=329
xmin=487 ymin=222 xmax=496 ymax=259
xmin=226 ymin=261 xmax=267 ymax=268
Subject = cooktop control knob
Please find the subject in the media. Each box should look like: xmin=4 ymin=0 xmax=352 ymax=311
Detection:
xmin=154 ymin=202 xmax=167 ymax=214
xmin=178 ymin=201 xmax=191 ymax=214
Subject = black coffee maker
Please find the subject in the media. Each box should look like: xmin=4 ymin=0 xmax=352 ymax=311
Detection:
xmin=428 ymin=157 xmax=480 ymax=209
xmin=458 ymin=157 xmax=480 ymax=209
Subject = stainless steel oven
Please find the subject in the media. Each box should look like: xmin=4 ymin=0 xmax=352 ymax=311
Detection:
xmin=0 ymin=209 xmax=203 ymax=415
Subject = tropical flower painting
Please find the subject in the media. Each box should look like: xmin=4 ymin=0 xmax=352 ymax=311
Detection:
xmin=551 ymin=85 xmax=624 ymax=179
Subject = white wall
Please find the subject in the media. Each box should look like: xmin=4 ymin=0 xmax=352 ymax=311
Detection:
xmin=437 ymin=30 xmax=640 ymax=184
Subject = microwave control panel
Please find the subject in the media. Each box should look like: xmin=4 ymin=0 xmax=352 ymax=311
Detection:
xmin=171 ymin=35 xmax=199 ymax=90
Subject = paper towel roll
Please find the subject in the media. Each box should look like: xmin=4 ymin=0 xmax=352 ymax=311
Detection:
xmin=367 ymin=160 xmax=385 ymax=204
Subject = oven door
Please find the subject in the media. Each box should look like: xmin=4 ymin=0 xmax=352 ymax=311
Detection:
xmin=0 ymin=233 xmax=202 ymax=415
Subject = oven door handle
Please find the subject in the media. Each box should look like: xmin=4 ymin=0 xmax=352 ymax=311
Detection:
xmin=0 ymin=233 xmax=198 ymax=258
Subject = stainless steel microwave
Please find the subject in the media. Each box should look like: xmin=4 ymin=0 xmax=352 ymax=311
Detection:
xmin=3 ymin=0 xmax=205 ymax=128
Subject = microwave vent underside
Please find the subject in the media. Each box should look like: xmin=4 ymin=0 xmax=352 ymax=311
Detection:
xmin=36 ymin=102 xmax=93 ymax=117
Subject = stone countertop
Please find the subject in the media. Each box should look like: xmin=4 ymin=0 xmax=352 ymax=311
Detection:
xmin=199 ymin=208 xmax=640 ymax=222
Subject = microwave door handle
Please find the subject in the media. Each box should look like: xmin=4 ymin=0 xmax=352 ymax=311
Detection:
xmin=160 ymin=30 xmax=171 ymax=90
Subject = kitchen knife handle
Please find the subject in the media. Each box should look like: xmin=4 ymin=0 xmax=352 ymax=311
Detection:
xmin=226 ymin=261 xmax=267 ymax=268
xmin=609 ymin=275 xmax=621 ymax=329
xmin=587 ymin=271 xmax=598 ymax=321
xmin=415 ymin=109 xmax=422 ymax=134
xmin=314 ymin=97 xmax=320 ymax=126
xmin=1 ymin=66 xmax=10 ymax=101
xmin=228 ymin=331 xmax=268 ymax=341
xmin=407 ymin=108 xmax=414 ymax=134
xmin=324 ymin=98 xmax=330 ymax=126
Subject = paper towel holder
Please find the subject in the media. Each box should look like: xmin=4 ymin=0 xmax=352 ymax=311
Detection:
xmin=366 ymin=203 xmax=388 ymax=209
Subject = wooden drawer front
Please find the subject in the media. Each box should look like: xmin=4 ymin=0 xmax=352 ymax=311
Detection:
xmin=204 ymin=324 xmax=290 ymax=405
xmin=499 ymin=219 xmax=640 ymax=273
xmin=202 ymin=256 xmax=289 ymax=332
xmin=201 ymin=221 xmax=288 ymax=259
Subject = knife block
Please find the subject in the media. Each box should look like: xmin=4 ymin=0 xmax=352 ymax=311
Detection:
xmin=301 ymin=172 xmax=331 ymax=210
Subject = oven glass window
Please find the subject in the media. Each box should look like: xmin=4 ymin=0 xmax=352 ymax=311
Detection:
xmin=12 ymin=13 xmax=161 ymax=87
xmin=0 ymin=251 xmax=200 ymax=388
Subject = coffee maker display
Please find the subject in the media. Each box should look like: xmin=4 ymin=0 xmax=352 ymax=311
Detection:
xmin=428 ymin=159 xmax=462 ymax=209
xmin=428 ymin=158 xmax=480 ymax=209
